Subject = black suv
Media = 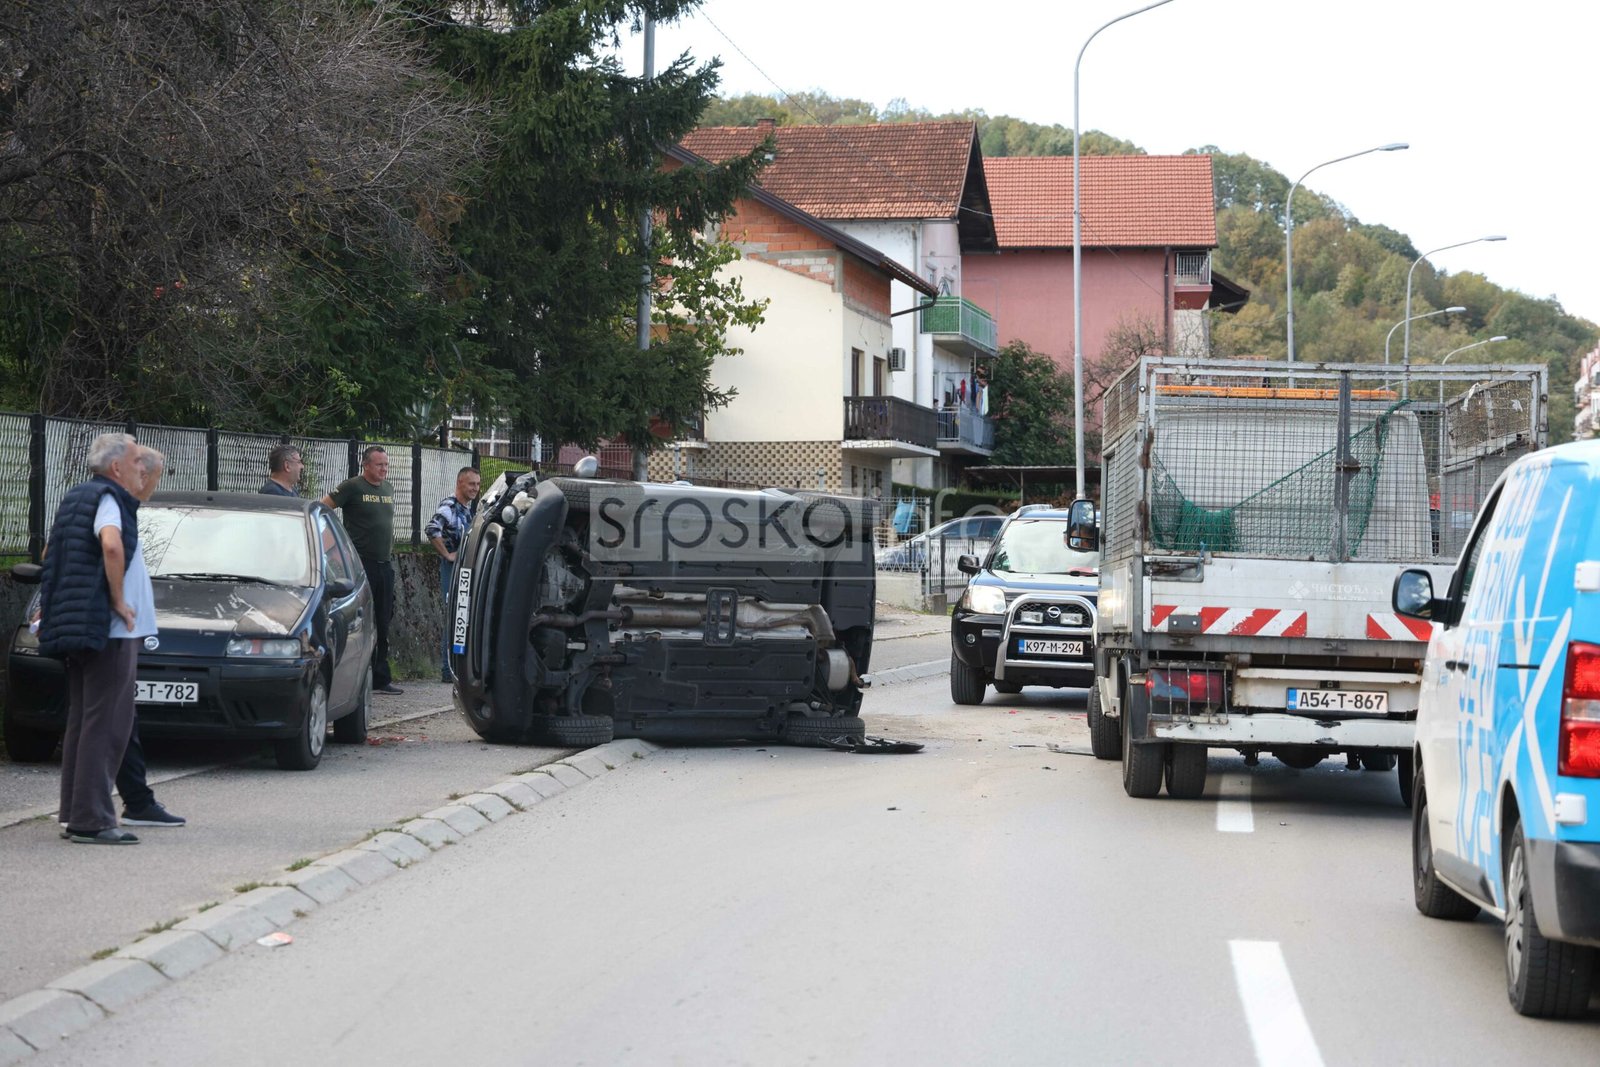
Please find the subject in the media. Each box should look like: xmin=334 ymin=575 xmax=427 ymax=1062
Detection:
xmin=449 ymin=469 xmax=877 ymax=747
xmin=949 ymin=502 xmax=1099 ymax=704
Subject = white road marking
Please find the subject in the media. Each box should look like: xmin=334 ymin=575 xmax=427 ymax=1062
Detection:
xmin=1230 ymin=940 xmax=1324 ymax=1067
xmin=1217 ymin=773 xmax=1254 ymax=833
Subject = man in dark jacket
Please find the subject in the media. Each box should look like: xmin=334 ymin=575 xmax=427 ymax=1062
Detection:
xmin=260 ymin=444 xmax=302 ymax=497
xmin=37 ymin=433 xmax=150 ymax=844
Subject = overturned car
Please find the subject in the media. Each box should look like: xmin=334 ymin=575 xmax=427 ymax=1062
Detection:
xmin=450 ymin=471 xmax=877 ymax=748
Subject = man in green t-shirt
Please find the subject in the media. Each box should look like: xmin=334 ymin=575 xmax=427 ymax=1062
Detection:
xmin=322 ymin=446 xmax=402 ymax=694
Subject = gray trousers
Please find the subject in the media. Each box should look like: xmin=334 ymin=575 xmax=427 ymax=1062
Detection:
xmin=60 ymin=639 xmax=139 ymax=833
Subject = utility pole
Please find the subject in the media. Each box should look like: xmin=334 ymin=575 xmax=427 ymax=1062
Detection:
xmin=632 ymin=16 xmax=655 ymax=482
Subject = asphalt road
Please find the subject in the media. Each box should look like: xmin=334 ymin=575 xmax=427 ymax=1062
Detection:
xmin=0 ymin=609 xmax=949 ymax=1005
xmin=24 ymin=670 xmax=1600 ymax=1066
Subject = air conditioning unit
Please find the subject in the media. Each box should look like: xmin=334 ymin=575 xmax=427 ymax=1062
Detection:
xmin=887 ymin=347 xmax=907 ymax=372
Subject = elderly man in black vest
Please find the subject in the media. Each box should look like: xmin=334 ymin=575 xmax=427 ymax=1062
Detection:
xmin=37 ymin=433 xmax=151 ymax=844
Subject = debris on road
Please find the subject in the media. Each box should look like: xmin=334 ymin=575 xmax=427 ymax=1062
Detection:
xmin=256 ymin=932 xmax=293 ymax=948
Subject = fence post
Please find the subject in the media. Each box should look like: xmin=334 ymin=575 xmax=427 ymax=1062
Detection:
xmin=28 ymin=414 xmax=46 ymax=561
xmin=470 ymin=446 xmax=480 ymax=471
xmin=206 ymin=428 xmax=220 ymax=491
xmin=411 ymin=443 xmax=423 ymax=546
xmin=347 ymin=438 xmax=359 ymax=479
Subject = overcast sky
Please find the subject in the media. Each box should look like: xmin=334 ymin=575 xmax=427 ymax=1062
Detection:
xmin=625 ymin=0 xmax=1599 ymax=330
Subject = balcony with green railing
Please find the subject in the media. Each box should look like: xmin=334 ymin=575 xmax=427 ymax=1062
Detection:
xmin=918 ymin=296 xmax=998 ymax=358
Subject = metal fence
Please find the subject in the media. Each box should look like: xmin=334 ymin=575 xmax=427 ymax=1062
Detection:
xmin=1100 ymin=359 xmax=1548 ymax=566
xmin=8 ymin=413 xmax=476 ymax=560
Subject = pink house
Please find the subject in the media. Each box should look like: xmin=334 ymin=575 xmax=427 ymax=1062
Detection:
xmin=962 ymin=155 xmax=1247 ymax=379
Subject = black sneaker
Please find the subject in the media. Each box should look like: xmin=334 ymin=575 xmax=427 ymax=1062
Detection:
xmin=375 ymin=684 xmax=405 ymax=695
xmin=68 ymin=828 xmax=140 ymax=845
xmin=441 ymin=669 xmax=454 ymax=683
xmin=122 ymin=803 xmax=186 ymax=828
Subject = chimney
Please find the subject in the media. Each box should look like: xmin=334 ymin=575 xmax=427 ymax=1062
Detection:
xmin=756 ymin=117 xmax=776 ymax=130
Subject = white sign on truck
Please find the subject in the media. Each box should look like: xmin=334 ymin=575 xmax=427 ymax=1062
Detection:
xmin=1084 ymin=357 xmax=1547 ymax=802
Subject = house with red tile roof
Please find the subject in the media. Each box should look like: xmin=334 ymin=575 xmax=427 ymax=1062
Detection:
xmin=645 ymin=144 xmax=939 ymax=496
xmin=963 ymin=155 xmax=1248 ymax=381
xmin=681 ymin=121 xmax=1003 ymax=490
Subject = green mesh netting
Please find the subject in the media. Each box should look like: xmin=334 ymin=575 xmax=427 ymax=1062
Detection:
xmin=1148 ymin=404 xmax=1401 ymax=556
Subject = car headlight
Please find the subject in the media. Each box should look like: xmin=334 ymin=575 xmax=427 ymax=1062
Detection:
xmin=226 ymin=638 xmax=302 ymax=658
xmin=961 ymin=586 xmax=1006 ymax=615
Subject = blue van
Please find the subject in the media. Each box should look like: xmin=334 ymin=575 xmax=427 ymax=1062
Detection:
xmin=1392 ymin=440 xmax=1600 ymax=1017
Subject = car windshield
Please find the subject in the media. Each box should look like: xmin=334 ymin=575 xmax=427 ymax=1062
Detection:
xmin=988 ymin=518 xmax=1100 ymax=576
xmin=140 ymin=507 xmax=314 ymax=587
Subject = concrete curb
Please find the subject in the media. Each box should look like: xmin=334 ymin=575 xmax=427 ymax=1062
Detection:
xmin=0 ymin=740 xmax=662 ymax=1062
xmin=867 ymin=658 xmax=948 ymax=687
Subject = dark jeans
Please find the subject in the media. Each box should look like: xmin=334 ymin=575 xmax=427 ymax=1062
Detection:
xmin=439 ymin=557 xmax=454 ymax=673
xmin=115 ymin=719 xmax=155 ymax=813
xmin=61 ymin=639 xmax=138 ymax=832
xmin=363 ymin=557 xmax=394 ymax=689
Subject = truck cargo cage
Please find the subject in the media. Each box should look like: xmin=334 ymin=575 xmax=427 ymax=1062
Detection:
xmin=1099 ymin=358 xmax=1547 ymax=566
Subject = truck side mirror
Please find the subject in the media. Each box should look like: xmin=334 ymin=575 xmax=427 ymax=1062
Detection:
xmin=1392 ymin=569 xmax=1447 ymax=623
xmin=957 ymin=554 xmax=980 ymax=576
xmin=1067 ymin=498 xmax=1098 ymax=552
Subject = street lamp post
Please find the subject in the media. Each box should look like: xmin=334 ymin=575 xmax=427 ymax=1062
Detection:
xmin=1073 ymin=0 xmax=1175 ymax=500
xmin=1285 ymin=142 xmax=1408 ymax=362
xmin=1441 ymin=335 xmax=1509 ymax=364
xmin=1403 ymin=235 xmax=1506 ymax=369
xmin=1385 ymin=306 xmax=1465 ymax=366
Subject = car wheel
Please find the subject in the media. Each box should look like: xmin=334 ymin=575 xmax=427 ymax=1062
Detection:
xmin=1121 ymin=684 xmax=1165 ymax=799
xmin=528 ymin=713 xmax=614 ymax=748
xmin=949 ymin=652 xmax=986 ymax=705
xmin=1165 ymin=744 xmax=1208 ymax=799
xmin=1397 ymin=750 xmax=1415 ymax=809
xmin=1412 ymin=771 xmax=1479 ymax=921
xmin=1087 ymin=682 xmax=1119 ymax=761
xmin=993 ymin=681 xmax=1022 ymax=695
xmin=781 ymin=714 xmax=866 ymax=748
xmin=332 ymin=663 xmax=371 ymax=744
xmin=1505 ymin=819 xmax=1597 ymax=1017
xmin=275 ymin=674 xmax=327 ymax=771
xmin=2 ymin=712 xmax=59 ymax=763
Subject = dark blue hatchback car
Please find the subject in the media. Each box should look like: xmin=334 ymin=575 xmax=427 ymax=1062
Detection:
xmin=6 ymin=492 xmax=375 ymax=770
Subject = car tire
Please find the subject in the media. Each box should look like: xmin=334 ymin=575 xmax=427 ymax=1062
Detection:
xmin=528 ymin=713 xmax=614 ymax=748
xmin=331 ymin=663 xmax=371 ymax=744
xmin=993 ymin=681 xmax=1022 ymax=695
xmin=1165 ymin=744 xmax=1208 ymax=799
xmin=2 ymin=713 xmax=58 ymax=763
xmin=275 ymin=675 xmax=327 ymax=771
xmin=1505 ymin=819 xmax=1597 ymax=1017
xmin=1087 ymin=682 xmax=1119 ymax=761
xmin=781 ymin=714 xmax=866 ymax=747
xmin=1412 ymin=771 xmax=1479 ymax=921
xmin=1121 ymin=689 xmax=1165 ymax=799
xmin=1397 ymin=750 xmax=1415 ymax=809
xmin=950 ymin=653 xmax=986 ymax=706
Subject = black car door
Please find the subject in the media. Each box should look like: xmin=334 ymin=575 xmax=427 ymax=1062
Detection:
xmin=317 ymin=511 xmax=361 ymax=710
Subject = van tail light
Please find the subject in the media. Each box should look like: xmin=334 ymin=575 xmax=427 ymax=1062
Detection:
xmin=1560 ymin=641 xmax=1600 ymax=778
